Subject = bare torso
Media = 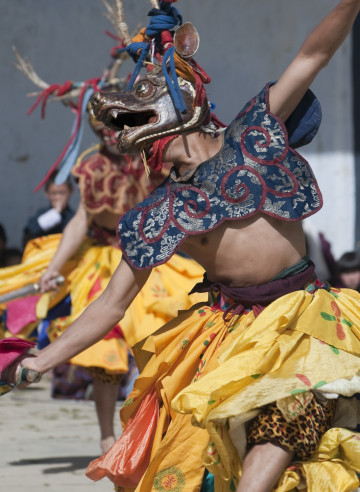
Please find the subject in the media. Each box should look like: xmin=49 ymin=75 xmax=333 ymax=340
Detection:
xmin=180 ymin=215 xmax=306 ymax=287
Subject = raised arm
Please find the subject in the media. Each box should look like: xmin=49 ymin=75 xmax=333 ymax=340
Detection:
xmin=12 ymin=257 xmax=151 ymax=383
xmin=39 ymin=200 xmax=91 ymax=291
xmin=269 ymin=0 xmax=360 ymax=122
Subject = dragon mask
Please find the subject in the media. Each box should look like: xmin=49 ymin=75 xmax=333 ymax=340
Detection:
xmin=90 ymin=62 xmax=210 ymax=155
xmin=89 ymin=17 xmax=223 ymax=168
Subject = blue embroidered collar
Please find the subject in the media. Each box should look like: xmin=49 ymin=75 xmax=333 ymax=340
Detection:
xmin=118 ymin=83 xmax=323 ymax=270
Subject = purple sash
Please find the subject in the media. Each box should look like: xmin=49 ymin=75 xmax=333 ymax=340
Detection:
xmin=190 ymin=262 xmax=316 ymax=318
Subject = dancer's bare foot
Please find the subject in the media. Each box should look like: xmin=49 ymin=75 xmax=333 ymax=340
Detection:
xmin=100 ymin=435 xmax=116 ymax=454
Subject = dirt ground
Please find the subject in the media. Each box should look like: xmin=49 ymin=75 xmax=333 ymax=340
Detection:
xmin=0 ymin=374 xmax=122 ymax=492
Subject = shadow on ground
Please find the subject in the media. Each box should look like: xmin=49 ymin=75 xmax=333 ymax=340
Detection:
xmin=9 ymin=456 xmax=98 ymax=474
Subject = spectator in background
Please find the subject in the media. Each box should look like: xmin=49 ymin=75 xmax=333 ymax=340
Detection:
xmin=22 ymin=171 xmax=74 ymax=248
xmin=335 ymin=251 xmax=360 ymax=291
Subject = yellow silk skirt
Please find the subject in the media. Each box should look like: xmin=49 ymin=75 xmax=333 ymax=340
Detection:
xmin=0 ymin=234 xmax=64 ymax=294
xmin=92 ymin=285 xmax=360 ymax=491
xmin=47 ymin=244 xmax=206 ymax=374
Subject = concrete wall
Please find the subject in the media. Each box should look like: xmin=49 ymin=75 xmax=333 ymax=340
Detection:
xmin=0 ymin=0 xmax=353 ymax=259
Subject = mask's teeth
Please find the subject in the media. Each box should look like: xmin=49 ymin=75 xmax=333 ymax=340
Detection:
xmin=109 ymin=109 xmax=119 ymax=118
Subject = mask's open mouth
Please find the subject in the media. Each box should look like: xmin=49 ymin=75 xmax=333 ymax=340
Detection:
xmin=105 ymin=109 xmax=158 ymax=132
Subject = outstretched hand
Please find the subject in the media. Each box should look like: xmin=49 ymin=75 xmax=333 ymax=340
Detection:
xmin=1 ymin=355 xmax=42 ymax=389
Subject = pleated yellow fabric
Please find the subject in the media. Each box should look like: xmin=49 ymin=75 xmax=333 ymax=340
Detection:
xmin=0 ymin=234 xmax=75 ymax=315
xmin=103 ymin=286 xmax=360 ymax=491
xmin=171 ymin=287 xmax=360 ymax=491
xmin=46 ymin=240 xmax=125 ymax=371
xmin=0 ymin=235 xmax=62 ymax=293
xmin=121 ymin=254 xmax=207 ymax=347
xmin=89 ymin=303 xmax=245 ymax=490
xmin=0 ymin=234 xmax=81 ymax=340
xmin=46 ymin=247 xmax=206 ymax=373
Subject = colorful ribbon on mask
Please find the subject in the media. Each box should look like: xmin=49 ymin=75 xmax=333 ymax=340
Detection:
xmin=34 ymin=78 xmax=101 ymax=191
xmin=118 ymin=1 xmax=186 ymax=112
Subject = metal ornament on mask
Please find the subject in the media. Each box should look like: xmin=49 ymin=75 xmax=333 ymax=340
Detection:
xmin=90 ymin=20 xmax=213 ymax=158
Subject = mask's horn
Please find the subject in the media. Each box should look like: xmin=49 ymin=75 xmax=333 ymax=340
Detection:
xmin=102 ymin=0 xmax=131 ymax=46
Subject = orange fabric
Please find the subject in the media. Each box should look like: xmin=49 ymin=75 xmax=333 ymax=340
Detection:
xmin=86 ymin=304 xmax=232 ymax=489
xmin=86 ymin=389 xmax=159 ymax=488
xmin=174 ymin=53 xmax=196 ymax=84
xmin=131 ymin=27 xmax=147 ymax=45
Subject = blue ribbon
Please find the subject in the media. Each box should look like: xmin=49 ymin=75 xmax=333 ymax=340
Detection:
xmin=125 ymin=43 xmax=151 ymax=91
xmin=146 ymin=2 xmax=182 ymax=36
xmin=123 ymin=1 xmax=186 ymax=113
xmin=162 ymin=46 xmax=186 ymax=113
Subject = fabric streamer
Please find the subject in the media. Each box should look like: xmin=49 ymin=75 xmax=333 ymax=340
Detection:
xmin=54 ymin=86 xmax=95 ymax=185
xmin=0 ymin=337 xmax=36 ymax=397
xmin=34 ymin=81 xmax=100 ymax=191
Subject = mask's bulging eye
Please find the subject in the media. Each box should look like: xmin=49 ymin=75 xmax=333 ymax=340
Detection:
xmin=135 ymin=81 xmax=154 ymax=98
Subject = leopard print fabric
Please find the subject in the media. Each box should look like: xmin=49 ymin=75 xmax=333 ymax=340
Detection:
xmin=247 ymin=392 xmax=336 ymax=459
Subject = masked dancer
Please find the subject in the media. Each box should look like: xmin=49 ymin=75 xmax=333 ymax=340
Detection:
xmin=5 ymin=0 xmax=360 ymax=490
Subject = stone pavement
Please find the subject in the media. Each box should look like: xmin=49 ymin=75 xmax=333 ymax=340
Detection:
xmin=0 ymin=375 xmax=122 ymax=492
